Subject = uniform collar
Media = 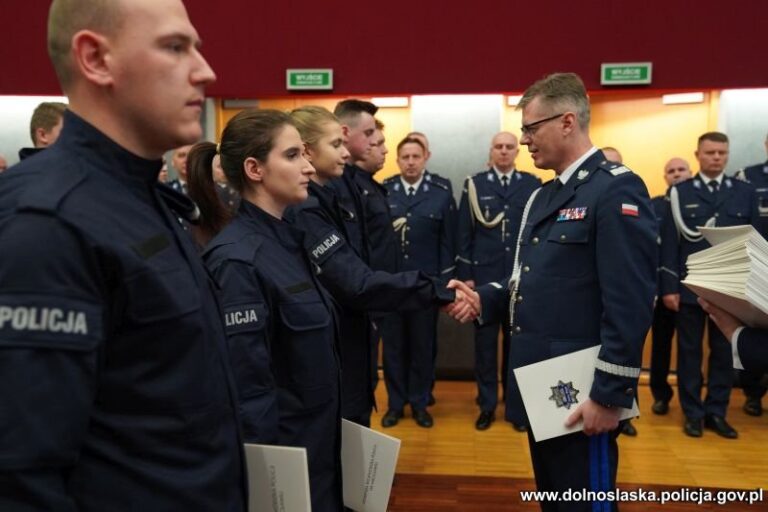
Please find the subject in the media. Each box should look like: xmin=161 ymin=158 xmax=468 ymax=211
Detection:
xmin=238 ymin=199 xmax=302 ymax=248
xmin=58 ymin=110 xmax=163 ymax=185
xmin=697 ymin=171 xmax=724 ymax=186
xmin=400 ymin=171 xmax=424 ymax=194
xmin=492 ymin=166 xmax=516 ymax=183
xmin=559 ymin=146 xmax=598 ymax=186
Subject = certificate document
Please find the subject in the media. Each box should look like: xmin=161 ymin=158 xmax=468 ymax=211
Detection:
xmin=514 ymin=345 xmax=639 ymax=442
xmin=341 ymin=419 xmax=401 ymax=512
xmin=244 ymin=443 xmax=311 ymax=512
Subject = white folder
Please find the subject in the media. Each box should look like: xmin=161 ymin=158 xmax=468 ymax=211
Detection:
xmin=244 ymin=443 xmax=312 ymax=512
xmin=513 ymin=345 xmax=639 ymax=442
xmin=341 ymin=419 xmax=401 ymax=512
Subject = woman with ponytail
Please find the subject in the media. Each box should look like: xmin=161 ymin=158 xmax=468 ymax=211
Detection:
xmin=187 ymin=109 xmax=344 ymax=511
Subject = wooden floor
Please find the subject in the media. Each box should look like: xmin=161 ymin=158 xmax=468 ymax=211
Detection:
xmin=371 ymin=378 xmax=768 ymax=509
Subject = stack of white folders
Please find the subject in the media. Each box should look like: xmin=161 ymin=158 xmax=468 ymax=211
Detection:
xmin=682 ymin=225 xmax=768 ymax=328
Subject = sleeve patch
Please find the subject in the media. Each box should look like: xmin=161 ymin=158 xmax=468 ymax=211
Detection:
xmin=308 ymin=230 xmax=346 ymax=266
xmin=0 ymin=294 xmax=102 ymax=351
xmin=224 ymin=302 xmax=267 ymax=335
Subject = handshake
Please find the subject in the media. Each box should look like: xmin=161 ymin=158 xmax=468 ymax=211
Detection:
xmin=442 ymin=279 xmax=482 ymax=323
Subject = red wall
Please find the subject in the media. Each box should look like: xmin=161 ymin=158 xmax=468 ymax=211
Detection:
xmin=2 ymin=0 xmax=767 ymax=97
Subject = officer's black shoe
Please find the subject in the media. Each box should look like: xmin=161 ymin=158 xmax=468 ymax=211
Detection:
xmin=511 ymin=422 xmax=527 ymax=432
xmin=475 ymin=411 xmax=495 ymax=431
xmin=743 ymin=397 xmax=763 ymax=417
xmin=413 ymin=409 xmax=434 ymax=428
xmin=381 ymin=409 xmax=403 ymax=428
xmin=651 ymin=399 xmax=669 ymax=415
xmin=620 ymin=420 xmax=637 ymax=436
xmin=704 ymin=415 xmax=738 ymax=439
xmin=683 ymin=417 xmax=703 ymax=438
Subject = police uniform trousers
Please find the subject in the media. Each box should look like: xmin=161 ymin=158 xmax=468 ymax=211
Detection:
xmin=676 ymin=304 xmax=733 ymax=419
xmin=650 ymin=300 xmax=676 ymax=404
xmin=527 ymin=429 xmax=619 ymax=512
xmin=381 ymin=307 xmax=438 ymax=411
xmin=475 ymin=301 xmax=511 ymax=413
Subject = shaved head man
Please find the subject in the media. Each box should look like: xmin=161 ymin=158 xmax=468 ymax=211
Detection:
xmin=0 ymin=1 xmax=246 ymax=510
xmin=663 ymin=157 xmax=692 ymax=186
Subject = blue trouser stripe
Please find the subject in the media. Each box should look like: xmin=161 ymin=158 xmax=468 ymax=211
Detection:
xmin=590 ymin=435 xmax=601 ymax=512
xmin=600 ymin=433 xmax=610 ymax=500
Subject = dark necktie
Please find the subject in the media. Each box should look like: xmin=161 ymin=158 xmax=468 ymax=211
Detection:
xmin=709 ymin=180 xmax=719 ymax=195
xmin=408 ymin=186 xmax=415 ymax=197
xmin=547 ymin=179 xmax=564 ymax=207
xmin=501 ymin=175 xmax=509 ymax=189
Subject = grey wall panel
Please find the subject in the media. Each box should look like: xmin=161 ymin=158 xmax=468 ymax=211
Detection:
xmin=411 ymin=95 xmax=504 ymax=202
xmin=718 ymin=89 xmax=768 ymax=173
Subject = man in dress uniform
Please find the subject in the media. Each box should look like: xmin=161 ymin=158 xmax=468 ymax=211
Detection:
xmin=407 ymin=130 xmax=454 ymax=196
xmin=456 ymin=131 xmax=540 ymax=431
xmin=650 ymin=158 xmax=692 ymax=417
xmin=448 ymin=72 xmax=657 ymax=511
xmin=381 ymin=137 xmax=456 ymax=428
xmin=0 ymin=1 xmax=247 ymax=510
xmin=660 ymin=132 xmax=761 ymax=439
xmin=733 ymin=132 xmax=768 ymax=417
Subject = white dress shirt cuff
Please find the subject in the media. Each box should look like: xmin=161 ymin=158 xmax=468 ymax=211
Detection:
xmin=731 ymin=326 xmax=745 ymax=370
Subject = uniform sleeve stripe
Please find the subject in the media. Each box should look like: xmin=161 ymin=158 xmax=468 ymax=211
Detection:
xmin=489 ymin=282 xmax=503 ymax=289
xmin=595 ymin=359 xmax=641 ymax=378
xmin=441 ymin=266 xmax=456 ymax=274
xmin=659 ymin=266 xmax=678 ymax=278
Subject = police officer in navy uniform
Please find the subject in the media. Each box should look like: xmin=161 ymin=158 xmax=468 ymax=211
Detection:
xmin=660 ymin=132 xmax=761 ymax=439
xmin=650 ymin=158 xmax=693 ymax=417
xmin=187 ymin=110 xmax=345 ymax=511
xmin=456 ymin=131 xmax=540 ymax=431
xmin=448 ymin=73 xmax=656 ymax=512
xmin=0 ymin=1 xmax=247 ymax=510
xmin=733 ymin=134 xmax=768 ymax=417
xmin=380 ymin=136 xmax=456 ymax=428
xmin=285 ymin=106 xmax=458 ymax=430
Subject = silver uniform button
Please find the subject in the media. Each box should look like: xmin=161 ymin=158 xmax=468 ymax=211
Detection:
xmin=516 ymin=295 xmax=523 ymax=303
xmin=532 ymin=237 xmax=540 ymax=245
xmin=523 ymin=266 xmax=530 ymax=272
xmin=514 ymin=326 xmax=522 ymax=333
xmin=560 ymin=234 xmax=566 ymax=241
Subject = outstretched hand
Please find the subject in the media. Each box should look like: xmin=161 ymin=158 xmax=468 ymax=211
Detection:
xmin=698 ymin=297 xmax=743 ymax=341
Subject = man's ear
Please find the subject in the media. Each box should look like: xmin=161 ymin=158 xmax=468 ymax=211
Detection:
xmin=71 ymin=30 xmax=114 ymax=87
xmin=561 ymin=112 xmax=577 ymax=136
xmin=243 ymin=157 xmax=264 ymax=183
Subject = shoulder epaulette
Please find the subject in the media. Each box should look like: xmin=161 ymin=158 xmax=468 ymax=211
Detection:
xmin=598 ymin=161 xmax=633 ymax=177
xmin=430 ymin=179 xmax=449 ymax=191
xmin=382 ymin=175 xmax=399 ymax=185
xmin=205 ymin=229 xmax=265 ymax=264
xmin=16 ymin=166 xmax=87 ymax=214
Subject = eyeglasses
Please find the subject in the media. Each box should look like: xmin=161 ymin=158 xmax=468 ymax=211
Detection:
xmin=520 ymin=113 xmax=565 ymax=137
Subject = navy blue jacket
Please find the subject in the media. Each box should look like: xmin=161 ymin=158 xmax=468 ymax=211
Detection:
xmin=204 ymin=201 xmax=342 ymax=511
xmin=739 ymin=161 xmax=768 ymax=232
xmin=354 ymin=170 xmax=399 ymax=273
xmin=456 ymin=169 xmax=541 ymax=283
xmin=477 ymin=152 xmax=657 ymax=424
xmin=0 ymin=112 xmax=246 ymax=511
xmin=383 ymin=175 xmax=456 ymax=280
xmin=329 ymin=164 xmax=368 ymax=262
xmin=285 ymin=181 xmax=454 ymax=417
xmin=659 ymin=174 xmax=760 ymax=304
xmin=737 ymin=328 xmax=768 ymax=373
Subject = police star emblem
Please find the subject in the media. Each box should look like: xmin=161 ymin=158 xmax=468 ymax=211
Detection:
xmin=549 ymin=380 xmax=580 ymax=409
xmin=577 ymin=169 xmax=589 ymax=180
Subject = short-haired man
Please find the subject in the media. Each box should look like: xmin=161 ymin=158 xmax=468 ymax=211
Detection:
xmin=650 ymin=157 xmax=692 ymax=418
xmin=448 ymin=73 xmax=656 ymax=510
xmin=406 ymin=130 xmax=453 ymax=195
xmin=18 ymin=101 xmax=67 ymax=160
xmin=0 ymin=1 xmax=246 ymax=510
xmin=381 ymin=137 xmax=456 ymax=428
xmin=660 ymin=132 xmax=761 ymax=439
xmin=456 ymin=132 xmax=540 ymax=431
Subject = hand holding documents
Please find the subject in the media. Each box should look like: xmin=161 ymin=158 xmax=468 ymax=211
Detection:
xmin=513 ymin=346 xmax=639 ymax=442
xmin=341 ymin=419 xmax=401 ymax=512
xmin=244 ymin=444 xmax=311 ymax=512
xmin=682 ymin=225 xmax=768 ymax=328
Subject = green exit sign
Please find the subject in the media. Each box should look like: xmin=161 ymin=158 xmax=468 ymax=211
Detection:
xmin=286 ymin=69 xmax=333 ymax=90
xmin=601 ymin=62 xmax=652 ymax=85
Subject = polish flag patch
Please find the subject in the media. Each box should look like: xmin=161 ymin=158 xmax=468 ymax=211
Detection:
xmin=621 ymin=203 xmax=639 ymax=216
